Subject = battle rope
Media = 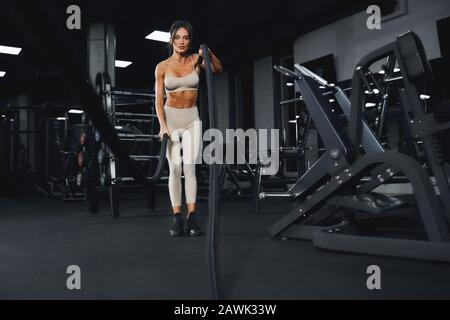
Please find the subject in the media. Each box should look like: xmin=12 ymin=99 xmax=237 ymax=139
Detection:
xmin=201 ymin=44 xmax=221 ymax=300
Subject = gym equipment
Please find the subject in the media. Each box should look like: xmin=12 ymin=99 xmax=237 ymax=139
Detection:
xmin=279 ymin=95 xmax=313 ymax=174
xmin=56 ymin=124 xmax=96 ymax=202
xmin=255 ymin=66 xmax=376 ymax=210
xmin=0 ymin=105 xmax=42 ymax=196
xmin=0 ymin=113 xmax=15 ymax=195
xmin=88 ymin=22 xmax=116 ymax=91
xmin=252 ymin=94 xmax=314 ymax=211
xmin=350 ymin=31 xmax=450 ymax=221
xmin=93 ymin=71 xmax=168 ymax=217
xmin=5 ymin=1 xmax=169 ymax=217
xmin=221 ymin=165 xmax=255 ymax=199
xmin=253 ymin=139 xmax=314 ymax=213
xmin=271 ymin=31 xmax=450 ymax=262
xmin=97 ymin=148 xmax=106 ymax=165
xmin=277 ymin=71 xmax=406 ymax=145
xmin=86 ymin=19 xmax=168 ymax=217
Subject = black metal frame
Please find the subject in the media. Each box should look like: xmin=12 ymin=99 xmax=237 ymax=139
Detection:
xmin=94 ymin=72 xmax=168 ymax=218
xmin=350 ymin=32 xmax=450 ymax=224
xmin=271 ymin=32 xmax=450 ymax=262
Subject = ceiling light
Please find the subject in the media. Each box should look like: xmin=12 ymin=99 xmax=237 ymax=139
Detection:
xmin=329 ymin=99 xmax=335 ymax=103
xmin=0 ymin=45 xmax=22 ymax=55
xmin=68 ymin=109 xmax=84 ymax=114
xmin=378 ymin=70 xmax=386 ymax=75
xmin=286 ymin=82 xmax=294 ymax=87
xmin=57 ymin=117 xmax=67 ymax=121
xmin=394 ymin=67 xmax=401 ymax=72
xmin=145 ymin=31 xmax=170 ymax=43
xmin=115 ymin=60 xmax=133 ymax=68
xmin=365 ymin=103 xmax=377 ymax=108
xmin=0 ymin=71 xmax=5 ymax=77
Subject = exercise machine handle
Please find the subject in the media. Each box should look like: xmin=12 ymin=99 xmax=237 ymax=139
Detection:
xmin=274 ymin=65 xmax=300 ymax=79
xmin=295 ymin=64 xmax=335 ymax=89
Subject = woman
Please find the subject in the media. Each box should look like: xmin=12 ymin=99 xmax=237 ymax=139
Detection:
xmin=154 ymin=20 xmax=222 ymax=237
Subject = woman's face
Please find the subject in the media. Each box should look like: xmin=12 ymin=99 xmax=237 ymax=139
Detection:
xmin=172 ymin=27 xmax=190 ymax=55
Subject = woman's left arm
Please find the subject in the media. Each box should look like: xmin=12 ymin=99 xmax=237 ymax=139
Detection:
xmin=197 ymin=49 xmax=223 ymax=74
xmin=208 ymin=49 xmax=223 ymax=74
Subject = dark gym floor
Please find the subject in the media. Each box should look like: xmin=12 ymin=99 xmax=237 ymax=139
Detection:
xmin=1 ymin=192 xmax=450 ymax=300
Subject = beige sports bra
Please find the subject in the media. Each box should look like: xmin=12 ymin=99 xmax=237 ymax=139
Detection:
xmin=164 ymin=56 xmax=199 ymax=94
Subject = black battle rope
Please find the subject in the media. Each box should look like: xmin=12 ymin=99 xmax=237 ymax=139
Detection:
xmin=201 ymin=44 xmax=221 ymax=300
xmin=2 ymin=1 xmax=168 ymax=186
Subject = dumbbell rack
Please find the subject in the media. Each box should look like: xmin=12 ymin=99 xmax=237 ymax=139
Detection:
xmin=93 ymin=75 xmax=164 ymax=218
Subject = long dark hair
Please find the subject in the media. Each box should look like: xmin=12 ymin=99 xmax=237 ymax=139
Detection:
xmin=167 ymin=20 xmax=194 ymax=57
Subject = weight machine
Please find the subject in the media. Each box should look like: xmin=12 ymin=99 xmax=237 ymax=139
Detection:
xmin=271 ymin=31 xmax=450 ymax=262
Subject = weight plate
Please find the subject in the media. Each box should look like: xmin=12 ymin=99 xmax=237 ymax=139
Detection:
xmin=80 ymin=132 xmax=87 ymax=146
xmin=97 ymin=148 xmax=106 ymax=165
xmin=100 ymin=172 xmax=108 ymax=187
xmin=76 ymin=171 xmax=83 ymax=187
xmin=94 ymin=130 xmax=101 ymax=143
xmin=77 ymin=152 xmax=85 ymax=168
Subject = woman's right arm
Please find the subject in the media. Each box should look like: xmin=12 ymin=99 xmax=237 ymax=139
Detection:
xmin=154 ymin=62 xmax=169 ymax=138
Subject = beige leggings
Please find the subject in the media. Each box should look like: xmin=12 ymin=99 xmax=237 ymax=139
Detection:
xmin=164 ymin=105 xmax=202 ymax=208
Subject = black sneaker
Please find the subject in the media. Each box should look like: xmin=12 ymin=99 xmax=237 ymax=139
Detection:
xmin=186 ymin=219 xmax=202 ymax=237
xmin=169 ymin=216 xmax=184 ymax=237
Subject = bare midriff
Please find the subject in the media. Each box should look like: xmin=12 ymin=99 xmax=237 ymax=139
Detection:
xmin=165 ymin=90 xmax=198 ymax=109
